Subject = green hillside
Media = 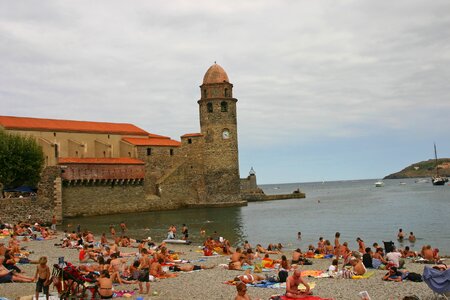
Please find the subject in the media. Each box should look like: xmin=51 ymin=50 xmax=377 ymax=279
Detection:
xmin=384 ymin=158 xmax=450 ymax=179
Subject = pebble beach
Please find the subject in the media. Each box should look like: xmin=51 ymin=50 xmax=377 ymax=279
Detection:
xmin=0 ymin=234 xmax=442 ymax=300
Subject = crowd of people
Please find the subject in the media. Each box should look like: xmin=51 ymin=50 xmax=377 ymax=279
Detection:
xmin=0 ymin=220 xmax=447 ymax=299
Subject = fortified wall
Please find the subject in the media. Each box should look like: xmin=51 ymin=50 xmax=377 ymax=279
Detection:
xmin=0 ymin=64 xmax=303 ymax=224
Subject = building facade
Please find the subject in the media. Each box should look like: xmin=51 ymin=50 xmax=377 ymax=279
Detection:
xmin=0 ymin=64 xmax=245 ymax=220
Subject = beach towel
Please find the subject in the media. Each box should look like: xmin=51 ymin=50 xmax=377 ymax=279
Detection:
xmin=352 ymin=271 xmax=375 ymax=279
xmin=298 ymin=282 xmax=316 ymax=291
xmin=270 ymin=295 xmax=332 ymax=300
xmin=113 ymin=290 xmax=135 ymax=297
xmin=301 ymin=270 xmax=323 ymax=277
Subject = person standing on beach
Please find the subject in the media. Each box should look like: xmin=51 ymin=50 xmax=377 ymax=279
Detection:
xmin=138 ymin=248 xmax=151 ymax=294
xmin=109 ymin=225 xmax=116 ymax=237
xmin=334 ymin=232 xmax=341 ymax=259
xmin=51 ymin=215 xmax=56 ymax=231
xmin=34 ymin=256 xmax=51 ymax=300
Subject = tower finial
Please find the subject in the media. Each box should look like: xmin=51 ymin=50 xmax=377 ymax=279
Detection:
xmin=214 ymin=61 xmax=216 ymax=64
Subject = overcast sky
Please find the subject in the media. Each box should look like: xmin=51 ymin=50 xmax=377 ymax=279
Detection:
xmin=1 ymin=0 xmax=449 ymax=184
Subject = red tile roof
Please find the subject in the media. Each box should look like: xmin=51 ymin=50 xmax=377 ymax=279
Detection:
xmin=181 ymin=133 xmax=203 ymax=138
xmin=58 ymin=158 xmax=145 ymax=165
xmin=122 ymin=137 xmax=181 ymax=147
xmin=0 ymin=115 xmax=149 ymax=136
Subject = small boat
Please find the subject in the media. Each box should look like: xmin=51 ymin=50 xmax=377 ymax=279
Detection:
xmin=162 ymin=239 xmax=192 ymax=245
xmin=374 ymin=181 xmax=384 ymax=187
xmin=431 ymin=143 xmax=448 ymax=186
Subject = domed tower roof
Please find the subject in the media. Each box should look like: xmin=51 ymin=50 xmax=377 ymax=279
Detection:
xmin=202 ymin=63 xmax=229 ymax=84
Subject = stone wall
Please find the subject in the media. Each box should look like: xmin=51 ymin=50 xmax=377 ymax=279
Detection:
xmin=61 ymin=184 xmax=148 ymax=217
xmin=0 ymin=197 xmax=54 ymax=225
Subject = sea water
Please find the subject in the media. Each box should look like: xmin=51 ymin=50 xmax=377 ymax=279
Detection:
xmin=63 ymin=178 xmax=450 ymax=255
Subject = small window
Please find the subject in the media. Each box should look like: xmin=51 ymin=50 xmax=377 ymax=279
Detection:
xmin=75 ymin=151 xmax=79 ymax=157
xmin=224 ymin=88 xmax=228 ymax=97
xmin=53 ymin=132 xmax=56 ymax=137
xmin=203 ymin=89 xmax=207 ymax=98
xmin=207 ymin=102 xmax=213 ymax=113
xmin=54 ymin=144 xmax=59 ymax=158
xmin=170 ymin=149 xmax=174 ymax=156
xmin=103 ymin=151 xmax=106 ymax=157
xmin=147 ymin=148 xmax=152 ymax=156
xmin=221 ymin=101 xmax=228 ymax=112
xmin=108 ymin=134 xmax=110 ymax=139
xmin=188 ymin=138 xmax=192 ymax=144
xmin=128 ymin=152 xmax=131 ymax=157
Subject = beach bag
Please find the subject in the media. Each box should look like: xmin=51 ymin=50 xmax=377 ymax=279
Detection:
xmin=278 ymin=270 xmax=288 ymax=282
xmin=407 ymin=272 xmax=423 ymax=282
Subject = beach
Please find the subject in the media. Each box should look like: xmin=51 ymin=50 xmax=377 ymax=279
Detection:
xmin=0 ymin=234 xmax=440 ymax=300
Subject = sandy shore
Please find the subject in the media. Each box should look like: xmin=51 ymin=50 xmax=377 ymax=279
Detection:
xmin=0 ymin=234 xmax=441 ymax=300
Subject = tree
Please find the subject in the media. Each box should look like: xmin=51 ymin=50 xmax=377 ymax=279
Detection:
xmin=0 ymin=129 xmax=45 ymax=192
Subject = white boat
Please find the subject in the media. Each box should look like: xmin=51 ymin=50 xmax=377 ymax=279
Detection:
xmin=374 ymin=181 xmax=384 ymax=187
xmin=162 ymin=239 xmax=192 ymax=245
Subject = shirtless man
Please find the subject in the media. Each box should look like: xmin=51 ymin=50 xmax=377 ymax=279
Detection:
xmin=421 ymin=245 xmax=435 ymax=261
xmin=85 ymin=231 xmax=95 ymax=245
xmin=229 ymin=247 xmax=244 ymax=270
xmin=285 ymin=269 xmax=311 ymax=298
xmin=317 ymin=237 xmax=325 ymax=254
xmin=397 ymin=228 xmax=405 ymax=242
xmin=291 ymin=248 xmax=303 ymax=264
xmin=408 ymin=232 xmax=416 ymax=243
xmin=351 ymin=257 xmax=366 ymax=275
xmin=138 ymin=248 xmax=151 ymax=294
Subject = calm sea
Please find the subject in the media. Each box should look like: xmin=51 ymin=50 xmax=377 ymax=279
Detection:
xmin=63 ymin=178 xmax=450 ymax=255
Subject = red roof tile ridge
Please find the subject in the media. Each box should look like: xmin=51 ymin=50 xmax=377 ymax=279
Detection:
xmin=58 ymin=157 xmax=145 ymax=165
xmin=0 ymin=115 xmax=149 ymax=136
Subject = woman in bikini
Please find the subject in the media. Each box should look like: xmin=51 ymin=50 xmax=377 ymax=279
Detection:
xmin=97 ymin=270 xmax=113 ymax=299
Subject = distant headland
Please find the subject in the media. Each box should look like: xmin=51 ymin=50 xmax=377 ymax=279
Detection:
xmin=384 ymin=158 xmax=450 ymax=179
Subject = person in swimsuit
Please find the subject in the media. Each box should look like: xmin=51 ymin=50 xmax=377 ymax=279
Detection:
xmin=169 ymin=264 xmax=214 ymax=272
xmin=234 ymin=270 xmax=265 ymax=284
xmin=285 ymin=269 xmax=311 ymax=298
xmin=138 ymin=248 xmax=151 ymax=294
xmin=229 ymin=247 xmax=244 ymax=270
xmin=291 ymin=248 xmax=303 ymax=264
xmin=97 ymin=270 xmax=113 ymax=299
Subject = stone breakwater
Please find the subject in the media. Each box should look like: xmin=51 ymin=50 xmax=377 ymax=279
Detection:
xmin=0 ymin=234 xmax=437 ymax=300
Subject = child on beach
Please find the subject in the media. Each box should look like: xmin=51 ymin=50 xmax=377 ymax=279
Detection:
xmin=34 ymin=256 xmax=51 ymax=300
xmin=328 ymin=258 xmax=339 ymax=276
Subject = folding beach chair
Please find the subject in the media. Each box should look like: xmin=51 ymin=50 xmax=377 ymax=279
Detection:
xmin=423 ymin=266 xmax=450 ymax=299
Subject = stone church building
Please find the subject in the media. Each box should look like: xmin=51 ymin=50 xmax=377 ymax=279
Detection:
xmin=0 ymin=64 xmax=251 ymax=221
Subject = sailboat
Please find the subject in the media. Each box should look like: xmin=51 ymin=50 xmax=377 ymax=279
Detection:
xmin=431 ymin=143 xmax=448 ymax=186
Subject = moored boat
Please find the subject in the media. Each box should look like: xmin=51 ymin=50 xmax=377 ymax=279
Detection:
xmin=432 ymin=143 xmax=448 ymax=186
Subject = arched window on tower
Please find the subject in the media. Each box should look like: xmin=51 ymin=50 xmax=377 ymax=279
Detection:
xmin=221 ymin=101 xmax=228 ymax=112
xmin=224 ymin=88 xmax=228 ymax=97
xmin=203 ymin=89 xmax=207 ymax=98
xmin=207 ymin=102 xmax=213 ymax=113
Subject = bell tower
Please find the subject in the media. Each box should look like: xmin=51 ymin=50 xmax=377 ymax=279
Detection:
xmin=198 ymin=63 xmax=241 ymax=203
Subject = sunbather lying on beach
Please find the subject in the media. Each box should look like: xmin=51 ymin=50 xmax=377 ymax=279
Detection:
xmin=234 ymin=270 xmax=265 ymax=284
xmin=169 ymin=263 xmax=214 ymax=272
